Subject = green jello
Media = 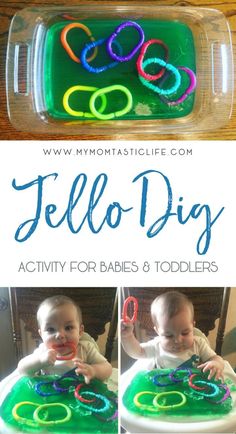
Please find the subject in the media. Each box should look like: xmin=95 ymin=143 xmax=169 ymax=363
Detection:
xmin=0 ymin=375 xmax=118 ymax=433
xmin=43 ymin=19 xmax=196 ymax=121
xmin=122 ymin=368 xmax=232 ymax=419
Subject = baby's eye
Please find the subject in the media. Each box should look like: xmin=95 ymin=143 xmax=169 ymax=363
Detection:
xmin=164 ymin=335 xmax=173 ymax=339
xmin=182 ymin=331 xmax=190 ymax=336
xmin=65 ymin=325 xmax=73 ymax=331
xmin=46 ymin=327 xmax=55 ymax=333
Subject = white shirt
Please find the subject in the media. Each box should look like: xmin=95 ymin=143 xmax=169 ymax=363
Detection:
xmin=34 ymin=337 xmax=107 ymax=375
xmin=140 ymin=336 xmax=216 ymax=369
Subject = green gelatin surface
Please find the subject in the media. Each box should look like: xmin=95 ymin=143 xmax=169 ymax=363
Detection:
xmin=122 ymin=369 xmax=233 ymax=419
xmin=43 ymin=19 xmax=196 ymax=120
xmin=0 ymin=375 xmax=118 ymax=433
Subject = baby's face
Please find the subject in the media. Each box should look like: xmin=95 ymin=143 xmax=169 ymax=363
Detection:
xmin=38 ymin=303 xmax=83 ymax=356
xmin=155 ymin=307 xmax=194 ymax=353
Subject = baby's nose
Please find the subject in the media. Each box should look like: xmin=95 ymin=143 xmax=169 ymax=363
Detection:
xmin=174 ymin=335 xmax=182 ymax=343
xmin=55 ymin=330 xmax=65 ymax=339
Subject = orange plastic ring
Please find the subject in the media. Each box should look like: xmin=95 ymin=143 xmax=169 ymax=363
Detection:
xmin=61 ymin=23 xmax=98 ymax=63
xmin=52 ymin=342 xmax=76 ymax=360
xmin=122 ymin=296 xmax=138 ymax=323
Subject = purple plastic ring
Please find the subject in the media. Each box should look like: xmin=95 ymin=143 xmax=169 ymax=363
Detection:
xmin=53 ymin=376 xmax=81 ymax=393
xmin=35 ymin=381 xmax=61 ymax=397
xmin=169 ymin=367 xmax=192 ymax=383
xmin=206 ymin=384 xmax=231 ymax=404
xmin=107 ymin=21 xmax=145 ymax=62
xmin=159 ymin=66 xmax=196 ymax=106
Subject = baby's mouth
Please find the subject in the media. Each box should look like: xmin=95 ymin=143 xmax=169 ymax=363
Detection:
xmin=52 ymin=342 xmax=76 ymax=360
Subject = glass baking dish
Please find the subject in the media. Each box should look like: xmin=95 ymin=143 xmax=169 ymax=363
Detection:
xmin=6 ymin=5 xmax=234 ymax=135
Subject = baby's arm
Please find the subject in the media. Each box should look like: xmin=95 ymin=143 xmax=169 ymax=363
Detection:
xmin=198 ymin=355 xmax=225 ymax=381
xmin=18 ymin=348 xmax=57 ymax=375
xmin=74 ymin=360 xmax=112 ymax=384
xmin=121 ymin=320 xmax=146 ymax=359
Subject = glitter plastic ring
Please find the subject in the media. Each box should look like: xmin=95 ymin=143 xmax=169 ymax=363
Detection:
xmin=136 ymin=39 xmax=169 ymax=80
xmin=12 ymin=402 xmax=40 ymax=427
xmin=139 ymin=58 xmax=181 ymax=96
xmin=89 ymin=84 xmax=133 ymax=120
xmin=159 ymin=66 xmax=196 ymax=106
xmin=61 ymin=22 xmax=97 ymax=63
xmin=33 ymin=403 xmax=72 ymax=426
xmin=189 ymin=380 xmax=219 ymax=398
xmin=169 ymin=367 xmax=192 ymax=383
xmin=206 ymin=384 xmax=231 ymax=404
xmin=133 ymin=391 xmax=159 ymax=412
xmin=80 ymin=38 xmax=122 ymax=73
xmin=122 ymin=296 xmax=138 ymax=323
xmin=52 ymin=342 xmax=76 ymax=360
xmin=63 ymin=85 xmax=107 ymax=118
xmin=153 ymin=391 xmax=187 ymax=410
xmin=94 ymin=397 xmax=118 ymax=421
xmin=152 ymin=373 xmax=173 ymax=387
xmin=74 ymin=384 xmax=96 ymax=403
xmin=107 ymin=21 xmax=145 ymax=62
xmin=77 ymin=391 xmax=110 ymax=413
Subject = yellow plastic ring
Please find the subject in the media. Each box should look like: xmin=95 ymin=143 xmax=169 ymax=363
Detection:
xmin=153 ymin=391 xmax=187 ymax=410
xmin=12 ymin=401 xmax=40 ymax=427
xmin=33 ymin=403 xmax=72 ymax=426
xmin=133 ymin=391 xmax=159 ymax=412
xmin=89 ymin=85 xmax=133 ymax=120
xmin=61 ymin=22 xmax=98 ymax=63
xmin=63 ymin=85 xmax=107 ymax=118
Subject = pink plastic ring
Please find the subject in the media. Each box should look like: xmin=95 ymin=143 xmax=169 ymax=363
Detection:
xmin=52 ymin=342 xmax=76 ymax=360
xmin=74 ymin=384 xmax=96 ymax=403
xmin=188 ymin=374 xmax=206 ymax=391
xmin=122 ymin=296 xmax=138 ymax=322
xmin=136 ymin=39 xmax=169 ymax=81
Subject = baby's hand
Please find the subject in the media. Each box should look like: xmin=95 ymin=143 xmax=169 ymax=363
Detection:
xmin=39 ymin=349 xmax=57 ymax=367
xmin=73 ymin=359 xmax=95 ymax=384
xmin=197 ymin=360 xmax=224 ymax=381
xmin=121 ymin=319 xmax=134 ymax=338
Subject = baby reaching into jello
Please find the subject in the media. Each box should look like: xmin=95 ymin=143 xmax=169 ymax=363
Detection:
xmin=121 ymin=291 xmax=225 ymax=380
xmin=18 ymin=295 xmax=112 ymax=383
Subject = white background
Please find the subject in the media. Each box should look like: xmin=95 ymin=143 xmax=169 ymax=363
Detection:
xmin=0 ymin=140 xmax=235 ymax=286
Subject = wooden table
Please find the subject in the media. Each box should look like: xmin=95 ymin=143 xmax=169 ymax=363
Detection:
xmin=0 ymin=0 xmax=235 ymax=140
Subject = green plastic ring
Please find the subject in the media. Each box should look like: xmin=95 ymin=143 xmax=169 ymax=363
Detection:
xmin=63 ymin=85 xmax=107 ymax=118
xmin=89 ymin=85 xmax=133 ymax=120
xmin=153 ymin=391 xmax=187 ymax=410
xmin=133 ymin=391 xmax=159 ymax=412
xmin=12 ymin=401 xmax=40 ymax=427
xmin=33 ymin=403 xmax=72 ymax=426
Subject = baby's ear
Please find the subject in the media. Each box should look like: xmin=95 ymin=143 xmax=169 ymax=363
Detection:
xmin=79 ymin=324 xmax=84 ymax=336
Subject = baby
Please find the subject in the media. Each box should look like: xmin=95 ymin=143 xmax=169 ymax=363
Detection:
xmin=121 ymin=291 xmax=225 ymax=380
xmin=18 ymin=295 xmax=112 ymax=383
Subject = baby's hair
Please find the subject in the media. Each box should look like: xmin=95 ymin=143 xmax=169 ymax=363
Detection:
xmin=151 ymin=291 xmax=194 ymax=326
xmin=37 ymin=295 xmax=82 ymax=326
